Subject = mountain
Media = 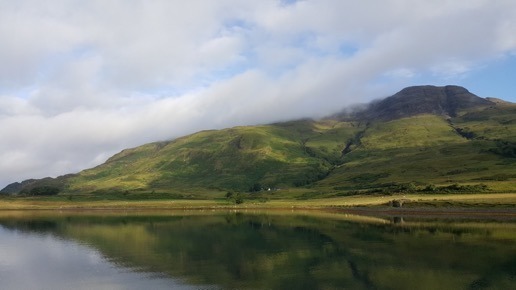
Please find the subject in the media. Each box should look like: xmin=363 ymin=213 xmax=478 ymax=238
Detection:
xmin=339 ymin=85 xmax=494 ymax=121
xmin=3 ymin=85 xmax=516 ymax=197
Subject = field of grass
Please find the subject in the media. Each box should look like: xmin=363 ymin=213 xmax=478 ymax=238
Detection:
xmin=1 ymin=192 xmax=514 ymax=211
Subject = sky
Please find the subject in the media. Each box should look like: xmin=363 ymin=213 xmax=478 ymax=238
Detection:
xmin=1 ymin=0 xmax=516 ymax=188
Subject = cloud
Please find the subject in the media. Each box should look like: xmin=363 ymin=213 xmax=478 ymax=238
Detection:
xmin=1 ymin=0 xmax=516 ymax=187
xmin=0 ymin=228 xmax=190 ymax=289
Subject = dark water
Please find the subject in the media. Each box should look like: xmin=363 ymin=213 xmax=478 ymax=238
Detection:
xmin=0 ymin=210 xmax=514 ymax=290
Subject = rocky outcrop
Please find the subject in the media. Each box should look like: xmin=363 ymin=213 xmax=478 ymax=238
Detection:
xmin=354 ymin=85 xmax=494 ymax=121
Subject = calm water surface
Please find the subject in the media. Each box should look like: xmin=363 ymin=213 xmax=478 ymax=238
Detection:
xmin=0 ymin=210 xmax=514 ymax=290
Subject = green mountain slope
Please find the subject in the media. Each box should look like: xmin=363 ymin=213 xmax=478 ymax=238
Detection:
xmin=67 ymin=120 xmax=360 ymax=194
xmin=3 ymin=85 xmax=516 ymax=197
xmin=319 ymin=113 xmax=516 ymax=193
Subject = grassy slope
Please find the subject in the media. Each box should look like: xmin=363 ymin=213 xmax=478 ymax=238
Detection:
xmin=67 ymin=119 xmax=360 ymax=194
xmin=5 ymin=102 xmax=516 ymax=198
xmin=317 ymin=109 xmax=516 ymax=193
xmin=452 ymin=103 xmax=516 ymax=142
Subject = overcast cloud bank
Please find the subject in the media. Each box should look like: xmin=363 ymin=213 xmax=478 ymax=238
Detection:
xmin=1 ymin=0 xmax=516 ymax=187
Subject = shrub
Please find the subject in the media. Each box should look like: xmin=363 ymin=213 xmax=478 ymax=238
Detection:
xmin=423 ymin=184 xmax=438 ymax=192
xmin=489 ymin=141 xmax=516 ymax=158
xmin=29 ymin=186 xmax=60 ymax=196
xmin=419 ymin=183 xmax=488 ymax=193
xmin=235 ymin=196 xmax=244 ymax=204
xmin=249 ymin=183 xmax=262 ymax=192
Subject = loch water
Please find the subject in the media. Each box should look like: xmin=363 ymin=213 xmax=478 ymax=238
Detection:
xmin=0 ymin=210 xmax=514 ymax=290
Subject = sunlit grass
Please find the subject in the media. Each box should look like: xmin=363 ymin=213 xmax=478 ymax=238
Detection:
xmin=1 ymin=193 xmax=514 ymax=210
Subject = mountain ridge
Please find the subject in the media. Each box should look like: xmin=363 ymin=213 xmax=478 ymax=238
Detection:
xmin=3 ymin=85 xmax=515 ymax=197
xmin=338 ymin=85 xmax=495 ymax=121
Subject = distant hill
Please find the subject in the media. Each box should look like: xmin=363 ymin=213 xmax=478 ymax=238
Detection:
xmin=3 ymin=85 xmax=516 ymax=198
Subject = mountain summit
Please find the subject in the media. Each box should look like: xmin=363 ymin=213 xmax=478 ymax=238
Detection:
xmin=355 ymin=85 xmax=494 ymax=121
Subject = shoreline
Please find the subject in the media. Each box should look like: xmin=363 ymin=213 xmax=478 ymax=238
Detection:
xmin=0 ymin=192 xmax=514 ymax=219
xmin=328 ymin=206 xmax=516 ymax=219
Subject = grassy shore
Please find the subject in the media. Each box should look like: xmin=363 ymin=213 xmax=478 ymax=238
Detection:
xmin=1 ymin=193 xmax=515 ymax=211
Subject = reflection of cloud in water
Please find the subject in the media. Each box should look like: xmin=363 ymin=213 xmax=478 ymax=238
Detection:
xmin=0 ymin=226 xmax=212 ymax=290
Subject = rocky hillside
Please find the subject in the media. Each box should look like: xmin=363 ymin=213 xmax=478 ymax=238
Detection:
xmin=344 ymin=85 xmax=494 ymax=121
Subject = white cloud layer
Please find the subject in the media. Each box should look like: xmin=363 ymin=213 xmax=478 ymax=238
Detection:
xmin=1 ymin=0 xmax=516 ymax=187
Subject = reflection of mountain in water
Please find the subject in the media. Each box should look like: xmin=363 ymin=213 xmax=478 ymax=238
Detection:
xmin=0 ymin=212 xmax=515 ymax=290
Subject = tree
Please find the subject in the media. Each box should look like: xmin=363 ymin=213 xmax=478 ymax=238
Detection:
xmin=249 ymin=183 xmax=262 ymax=192
xmin=29 ymin=186 xmax=60 ymax=196
xmin=234 ymin=195 xmax=244 ymax=204
xmin=226 ymin=191 xmax=244 ymax=204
